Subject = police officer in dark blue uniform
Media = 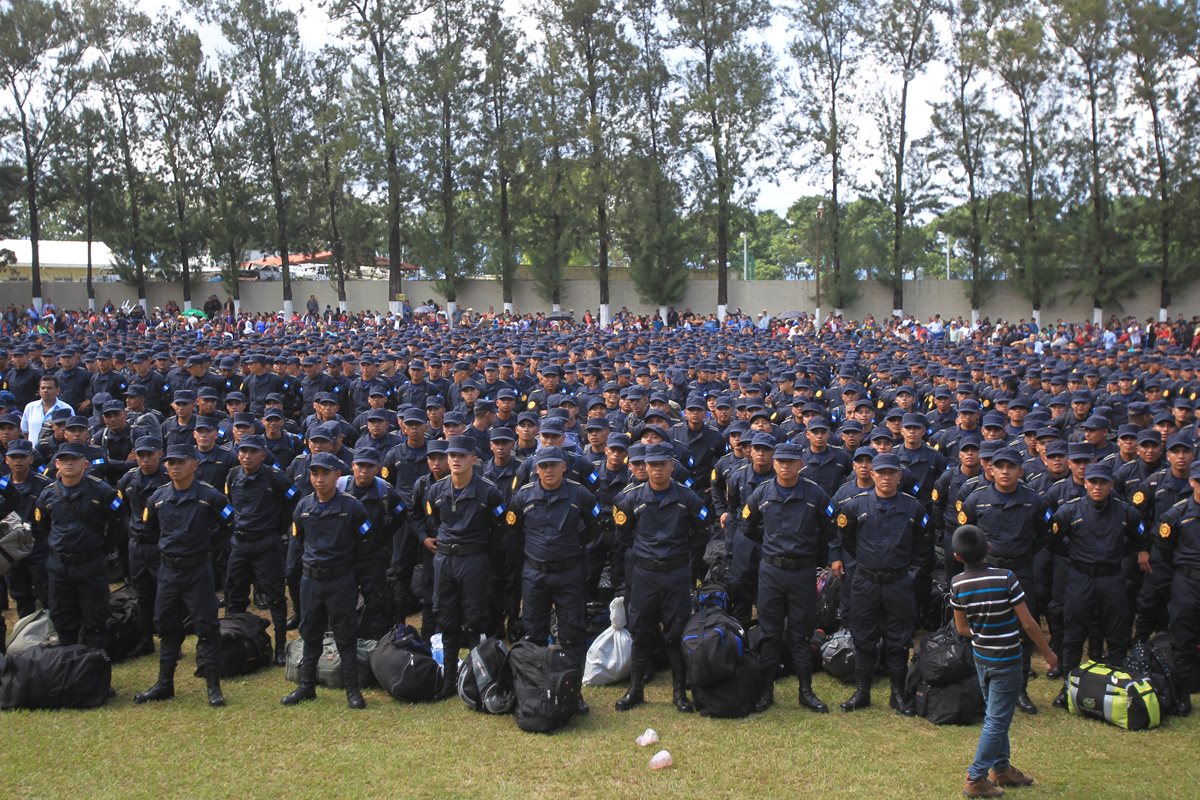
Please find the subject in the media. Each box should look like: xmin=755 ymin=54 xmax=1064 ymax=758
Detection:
xmin=1048 ymin=462 xmax=1149 ymax=708
xmin=742 ymin=441 xmax=837 ymax=713
xmin=959 ymin=447 xmax=1052 ymax=714
xmin=224 ymin=434 xmax=297 ymax=664
xmin=613 ymin=442 xmax=709 ymax=713
xmin=34 ymin=442 xmax=123 ymax=652
xmin=508 ymin=446 xmax=601 ymax=713
xmin=423 ymin=435 xmax=507 ymax=698
xmin=336 ymin=446 xmax=405 ymax=640
xmin=281 ymin=451 xmax=373 ymax=709
xmin=1154 ymin=461 xmax=1200 ymax=716
xmin=1 ymin=439 xmax=51 ymax=642
xmin=116 ymin=436 xmax=170 ymax=657
xmin=134 ymin=444 xmax=235 ymax=707
xmin=836 ymin=452 xmax=929 ymax=715
xmin=723 ymin=432 xmax=777 ymax=626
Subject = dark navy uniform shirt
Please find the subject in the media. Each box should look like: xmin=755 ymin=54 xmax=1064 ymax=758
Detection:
xmin=508 ymin=478 xmax=601 ymax=563
xmin=144 ymin=480 xmax=233 ymax=559
xmin=834 ymin=489 xmax=929 ymax=571
xmin=742 ymin=477 xmax=836 ymax=562
xmin=225 ymin=464 xmax=297 ymax=536
xmin=34 ymin=475 xmax=123 ymax=554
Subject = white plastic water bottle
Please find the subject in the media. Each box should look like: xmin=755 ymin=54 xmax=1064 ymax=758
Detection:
xmin=430 ymin=633 xmax=444 ymax=667
xmin=636 ymin=728 xmax=659 ymax=747
xmin=649 ymin=750 xmax=673 ymax=770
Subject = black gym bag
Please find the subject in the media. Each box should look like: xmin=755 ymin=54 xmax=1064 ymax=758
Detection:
xmin=371 ymin=625 xmax=441 ymax=702
xmin=915 ymin=625 xmax=975 ymax=686
xmin=105 ymin=585 xmax=141 ymax=662
xmin=197 ymin=612 xmax=272 ymax=678
xmin=681 ymin=607 xmax=746 ymax=687
xmin=0 ymin=644 xmax=113 ymax=710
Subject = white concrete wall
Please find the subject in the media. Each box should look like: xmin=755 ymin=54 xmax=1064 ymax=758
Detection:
xmin=6 ymin=274 xmax=1196 ymax=324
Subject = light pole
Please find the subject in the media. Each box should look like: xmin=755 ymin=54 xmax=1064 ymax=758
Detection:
xmin=815 ymin=201 xmax=824 ymax=329
xmin=741 ymin=231 xmax=749 ymax=282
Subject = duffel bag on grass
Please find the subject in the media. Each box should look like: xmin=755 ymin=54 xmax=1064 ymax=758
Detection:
xmin=5 ymin=609 xmax=57 ymax=654
xmin=458 ymin=637 xmax=514 ymax=713
xmin=1067 ymin=660 xmax=1162 ymax=731
xmin=0 ymin=644 xmax=112 ymax=710
xmin=286 ymin=636 xmax=378 ymax=688
xmin=371 ymin=625 xmax=441 ymax=702
xmin=509 ymin=640 xmax=581 ymax=733
xmin=196 ymin=612 xmax=272 ymax=678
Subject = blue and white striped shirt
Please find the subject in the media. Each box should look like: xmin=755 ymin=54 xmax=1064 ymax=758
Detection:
xmin=949 ymin=567 xmax=1026 ymax=666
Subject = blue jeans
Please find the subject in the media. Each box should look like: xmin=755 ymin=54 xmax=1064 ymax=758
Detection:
xmin=969 ymin=661 xmax=1023 ymax=780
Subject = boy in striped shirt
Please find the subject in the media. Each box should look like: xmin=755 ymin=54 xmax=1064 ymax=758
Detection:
xmin=950 ymin=524 xmax=1058 ymax=798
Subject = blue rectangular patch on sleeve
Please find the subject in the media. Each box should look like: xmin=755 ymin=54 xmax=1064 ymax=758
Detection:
xmin=220 ymin=504 xmax=234 ymax=519
xmin=285 ymin=485 xmax=298 ymax=499
xmin=698 ymin=506 xmax=709 ymax=521
xmin=493 ymin=504 xmax=506 ymax=517
xmin=394 ymin=502 xmax=406 ymax=514
xmin=109 ymin=497 xmax=123 ymax=511
xmin=592 ymin=503 xmax=601 ymax=518
xmin=358 ymin=520 xmax=372 ymax=536
xmin=825 ymin=503 xmax=834 ymax=518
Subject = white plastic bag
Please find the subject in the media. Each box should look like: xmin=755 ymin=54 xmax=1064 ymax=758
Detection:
xmin=582 ymin=596 xmax=633 ymax=686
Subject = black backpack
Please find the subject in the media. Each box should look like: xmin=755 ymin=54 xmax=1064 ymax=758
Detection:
xmin=458 ymin=637 xmax=514 ymax=714
xmin=105 ymin=585 xmax=141 ymax=662
xmin=0 ymin=644 xmax=112 ymax=710
xmin=370 ymin=625 xmax=441 ymax=702
xmin=203 ymin=612 xmax=272 ymax=678
xmin=915 ymin=626 xmax=975 ymax=686
xmin=508 ymin=640 xmax=581 ymax=733
xmin=820 ymin=628 xmax=856 ymax=682
xmin=1125 ymin=639 xmax=1176 ymax=713
xmin=681 ymin=607 xmax=746 ymax=688
xmin=814 ymin=568 xmax=841 ymax=633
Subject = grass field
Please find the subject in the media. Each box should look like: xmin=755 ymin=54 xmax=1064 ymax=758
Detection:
xmin=3 ymin=610 xmax=1197 ymax=800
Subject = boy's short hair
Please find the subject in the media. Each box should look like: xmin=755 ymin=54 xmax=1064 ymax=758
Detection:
xmin=952 ymin=524 xmax=989 ymax=566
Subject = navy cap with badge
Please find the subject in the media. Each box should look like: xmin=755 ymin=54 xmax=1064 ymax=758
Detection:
xmin=774 ymin=442 xmax=804 ymax=460
xmin=1084 ymin=463 xmax=1114 ymax=482
xmin=642 ymin=442 xmax=674 ymax=462
xmin=65 ymin=415 xmax=89 ymax=429
xmin=194 ymin=416 xmax=218 ymax=431
xmin=6 ymin=439 xmax=33 ymax=456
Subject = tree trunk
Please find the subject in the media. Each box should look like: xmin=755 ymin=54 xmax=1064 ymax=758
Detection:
xmin=369 ymin=32 xmax=404 ymax=313
xmin=175 ymin=185 xmax=191 ymax=310
xmin=324 ymin=152 xmax=346 ymax=306
xmin=20 ymin=120 xmax=42 ymax=311
xmin=890 ymin=78 xmax=910 ymax=316
xmin=85 ymin=191 xmax=94 ymax=309
xmin=116 ymin=96 xmax=146 ymax=308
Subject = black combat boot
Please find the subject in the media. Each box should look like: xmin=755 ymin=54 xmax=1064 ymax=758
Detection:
xmin=273 ymin=619 xmax=288 ymax=668
xmin=798 ymin=671 xmax=829 ymax=713
xmin=205 ymin=665 xmax=225 ymax=707
xmin=754 ymin=665 xmax=776 ymax=713
xmin=135 ymin=662 xmax=176 ymax=704
xmin=841 ymin=665 xmax=873 ymax=711
xmin=342 ymin=659 xmax=366 ymax=709
xmin=889 ymin=676 xmax=915 ymax=716
xmin=1052 ymin=685 xmax=1068 ymax=708
xmin=667 ymin=650 xmax=693 ymax=713
xmin=281 ymin=662 xmax=317 ymax=705
xmin=615 ymin=646 xmax=647 ymax=711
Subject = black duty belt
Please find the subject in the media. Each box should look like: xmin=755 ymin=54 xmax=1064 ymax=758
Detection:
xmin=857 ymin=565 xmax=906 ymax=584
xmin=49 ymin=547 xmax=104 ymax=565
xmin=526 ymin=556 xmax=580 ymax=573
xmin=635 ymin=555 xmax=689 ymax=572
xmin=160 ymin=552 xmax=208 ymax=570
xmin=302 ymin=564 xmax=350 ymax=579
xmin=1069 ymin=560 xmax=1121 ymax=577
xmin=764 ymin=555 xmax=816 ymax=570
xmin=436 ymin=542 xmax=486 ymax=556
xmin=127 ymin=531 xmax=158 ymax=544
xmin=1176 ymin=565 xmax=1200 ymax=581
xmin=986 ymin=555 xmax=1032 ymax=570
xmin=234 ymin=529 xmax=275 ymax=542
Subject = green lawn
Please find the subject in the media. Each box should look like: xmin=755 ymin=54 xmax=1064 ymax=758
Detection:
xmin=3 ymin=610 xmax=1195 ymax=800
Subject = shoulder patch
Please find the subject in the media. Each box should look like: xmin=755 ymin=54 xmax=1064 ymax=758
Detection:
xmin=35 ymin=507 xmax=42 ymax=523
xmin=505 ymin=509 xmax=517 ymax=525
xmin=931 ymin=488 xmax=939 ymax=502
xmin=836 ymin=512 xmax=848 ymax=528
xmin=1132 ymin=490 xmax=1145 ymax=505
xmin=958 ymin=511 xmax=968 ymax=525
xmin=741 ymin=504 xmax=751 ymax=520
xmin=613 ymin=508 xmax=627 ymax=526
xmin=1160 ymin=522 xmax=1171 ymax=539
xmin=142 ymin=507 xmax=149 ymax=522
xmin=955 ymin=499 xmax=963 ymax=512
